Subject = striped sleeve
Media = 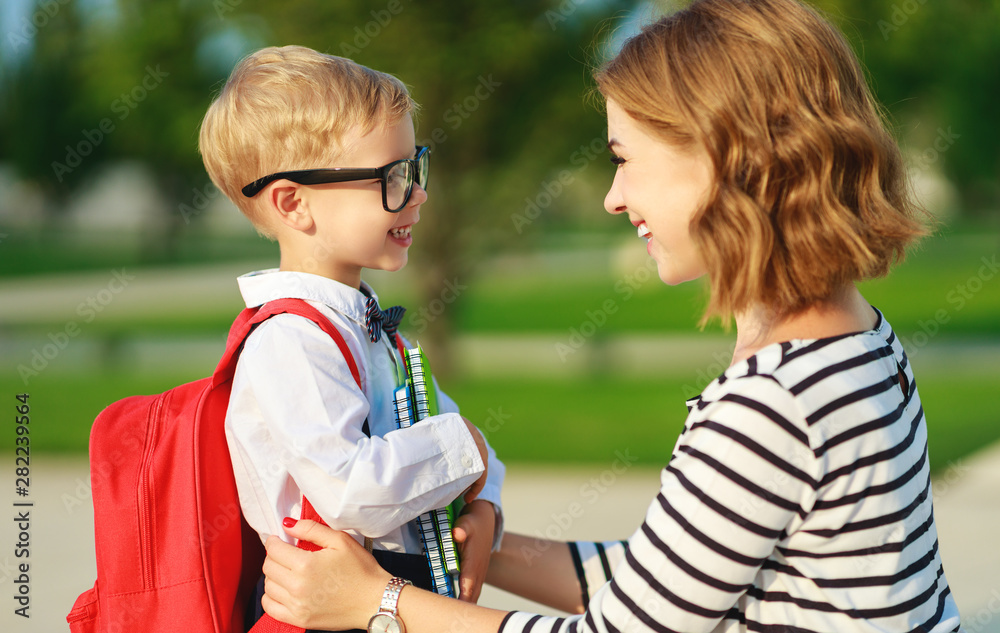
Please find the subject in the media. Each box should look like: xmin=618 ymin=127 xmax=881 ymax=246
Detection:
xmin=568 ymin=540 xmax=629 ymax=603
xmin=501 ymin=376 xmax=818 ymax=633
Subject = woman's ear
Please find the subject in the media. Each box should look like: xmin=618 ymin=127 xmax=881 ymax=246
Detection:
xmin=267 ymin=182 xmax=314 ymax=232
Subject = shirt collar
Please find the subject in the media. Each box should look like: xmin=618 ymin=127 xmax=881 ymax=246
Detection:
xmin=236 ymin=268 xmax=377 ymax=326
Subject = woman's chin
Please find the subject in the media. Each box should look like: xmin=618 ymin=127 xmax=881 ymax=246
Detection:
xmin=656 ymin=263 xmax=706 ymax=286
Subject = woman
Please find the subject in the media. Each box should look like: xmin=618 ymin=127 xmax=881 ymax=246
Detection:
xmin=259 ymin=0 xmax=962 ymax=631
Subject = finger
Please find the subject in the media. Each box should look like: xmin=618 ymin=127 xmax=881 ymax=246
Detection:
xmin=452 ymin=513 xmax=473 ymax=542
xmin=282 ymin=518 xmax=350 ymax=550
xmin=261 ymin=589 xmax=305 ymax=628
xmin=265 ymin=534 xmax=310 ymax=570
xmin=262 ymin=551 xmax=301 ymax=591
xmin=458 ymin=571 xmax=482 ymax=603
xmin=262 ymin=572 xmax=296 ymax=608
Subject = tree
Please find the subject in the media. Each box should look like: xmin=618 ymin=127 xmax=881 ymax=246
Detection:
xmin=813 ymin=0 xmax=1000 ymax=213
xmin=235 ymin=0 xmax=634 ymax=370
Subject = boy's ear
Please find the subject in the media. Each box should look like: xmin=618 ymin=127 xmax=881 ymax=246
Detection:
xmin=267 ymin=182 xmax=314 ymax=232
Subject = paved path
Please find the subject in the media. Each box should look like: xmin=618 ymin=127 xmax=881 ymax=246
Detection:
xmin=1 ymin=453 xmax=998 ymax=633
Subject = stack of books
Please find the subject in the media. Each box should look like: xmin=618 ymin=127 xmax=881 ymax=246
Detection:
xmin=393 ymin=345 xmax=462 ymax=597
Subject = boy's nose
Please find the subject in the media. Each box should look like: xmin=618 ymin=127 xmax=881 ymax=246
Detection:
xmin=408 ymin=182 xmax=428 ymax=207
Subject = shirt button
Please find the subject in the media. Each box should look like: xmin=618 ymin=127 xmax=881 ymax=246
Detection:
xmin=461 ymin=455 xmax=473 ymax=468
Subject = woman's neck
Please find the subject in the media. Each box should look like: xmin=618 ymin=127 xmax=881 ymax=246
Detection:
xmin=731 ymin=284 xmax=878 ymax=365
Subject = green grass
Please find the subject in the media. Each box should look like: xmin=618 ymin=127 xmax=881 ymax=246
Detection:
xmin=2 ymin=369 xmax=206 ymax=453
xmin=453 ymin=230 xmax=1000 ymax=336
xmin=0 ymin=229 xmax=274 ymax=277
xmin=6 ymin=368 xmax=996 ymax=474
xmin=3 ymin=227 xmax=998 ymax=339
xmin=449 ymin=373 xmax=1000 ymax=474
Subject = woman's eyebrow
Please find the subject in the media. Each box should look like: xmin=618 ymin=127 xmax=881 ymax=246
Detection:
xmin=607 ymin=139 xmax=622 ymax=152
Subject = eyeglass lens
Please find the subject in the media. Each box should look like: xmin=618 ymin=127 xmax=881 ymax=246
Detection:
xmin=385 ymin=151 xmax=429 ymax=211
xmin=386 ymin=162 xmax=413 ymax=211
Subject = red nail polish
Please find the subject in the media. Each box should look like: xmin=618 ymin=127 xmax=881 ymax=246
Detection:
xmin=282 ymin=517 xmax=298 ymax=528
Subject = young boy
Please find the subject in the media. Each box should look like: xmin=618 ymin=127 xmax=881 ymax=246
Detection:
xmin=198 ymin=45 xmax=504 ymax=611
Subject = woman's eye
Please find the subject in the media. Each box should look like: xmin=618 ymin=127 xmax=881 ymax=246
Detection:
xmin=609 ymin=155 xmax=625 ymax=166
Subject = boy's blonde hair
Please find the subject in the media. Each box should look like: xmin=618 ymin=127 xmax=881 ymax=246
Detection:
xmin=596 ymin=0 xmax=927 ymax=325
xmin=199 ymin=45 xmax=416 ymax=237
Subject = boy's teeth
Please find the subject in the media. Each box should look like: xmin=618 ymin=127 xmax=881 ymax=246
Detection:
xmin=637 ymin=222 xmax=651 ymax=238
xmin=390 ymin=226 xmax=411 ymax=238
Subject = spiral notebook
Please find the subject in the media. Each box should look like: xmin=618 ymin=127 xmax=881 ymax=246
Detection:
xmin=392 ymin=344 xmax=462 ymax=597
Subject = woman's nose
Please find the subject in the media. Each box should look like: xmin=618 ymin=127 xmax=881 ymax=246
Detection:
xmin=604 ymin=172 xmax=625 ymax=215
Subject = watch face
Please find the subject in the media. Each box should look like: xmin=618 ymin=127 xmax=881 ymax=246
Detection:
xmin=369 ymin=613 xmax=404 ymax=633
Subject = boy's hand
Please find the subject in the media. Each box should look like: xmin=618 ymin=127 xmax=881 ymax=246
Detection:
xmin=451 ymin=498 xmax=497 ymax=603
xmin=461 ymin=417 xmax=489 ymax=502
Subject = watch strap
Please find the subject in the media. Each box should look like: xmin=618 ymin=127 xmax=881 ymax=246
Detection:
xmin=379 ymin=577 xmax=412 ymax=615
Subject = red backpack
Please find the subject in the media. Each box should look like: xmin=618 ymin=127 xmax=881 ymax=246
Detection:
xmin=67 ymin=299 xmax=358 ymax=633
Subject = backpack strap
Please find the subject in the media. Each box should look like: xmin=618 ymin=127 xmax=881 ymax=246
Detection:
xmin=214 ymin=298 xmax=361 ymax=390
xmin=224 ymin=299 xmax=366 ymax=633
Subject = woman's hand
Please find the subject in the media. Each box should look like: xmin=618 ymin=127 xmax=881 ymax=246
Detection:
xmin=261 ymin=519 xmax=391 ymax=630
xmin=452 ymin=499 xmax=497 ymax=603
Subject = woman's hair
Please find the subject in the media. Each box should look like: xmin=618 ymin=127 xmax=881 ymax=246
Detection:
xmin=595 ymin=0 xmax=927 ymax=324
xmin=199 ymin=46 xmax=416 ymax=238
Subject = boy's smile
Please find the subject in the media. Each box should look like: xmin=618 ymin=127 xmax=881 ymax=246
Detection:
xmin=388 ymin=224 xmax=414 ymax=246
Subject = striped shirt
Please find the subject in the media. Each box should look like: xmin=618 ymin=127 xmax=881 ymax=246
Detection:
xmin=501 ymin=309 xmax=962 ymax=633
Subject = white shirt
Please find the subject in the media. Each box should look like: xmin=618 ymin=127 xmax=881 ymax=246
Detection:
xmin=225 ymin=269 xmax=505 ymax=554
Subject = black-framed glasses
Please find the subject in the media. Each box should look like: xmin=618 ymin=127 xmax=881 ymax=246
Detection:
xmin=241 ymin=145 xmax=430 ymax=212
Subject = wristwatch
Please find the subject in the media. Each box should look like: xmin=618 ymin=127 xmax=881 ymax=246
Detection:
xmin=367 ymin=577 xmax=412 ymax=633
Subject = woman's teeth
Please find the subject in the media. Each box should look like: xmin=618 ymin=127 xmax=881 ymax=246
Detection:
xmin=637 ymin=222 xmax=651 ymax=240
xmin=389 ymin=226 xmax=411 ymax=239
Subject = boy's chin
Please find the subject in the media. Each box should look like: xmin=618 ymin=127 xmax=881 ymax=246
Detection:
xmin=375 ymin=256 xmax=408 ymax=273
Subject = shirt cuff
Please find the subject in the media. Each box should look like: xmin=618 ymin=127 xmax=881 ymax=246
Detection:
xmin=431 ymin=412 xmax=487 ymax=476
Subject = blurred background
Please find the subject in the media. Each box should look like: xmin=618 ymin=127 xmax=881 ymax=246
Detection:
xmin=0 ymin=0 xmax=998 ymax=631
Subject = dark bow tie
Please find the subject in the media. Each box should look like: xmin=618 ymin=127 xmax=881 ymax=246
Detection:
xmin=365 ymin=296 xmax=406 ymax=343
